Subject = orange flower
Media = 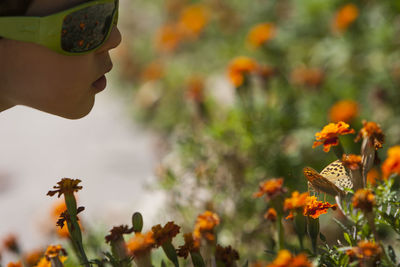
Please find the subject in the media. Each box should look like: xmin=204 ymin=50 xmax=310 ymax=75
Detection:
xmin=47 ymin=178 xmax=82 ymax=198
xmin=105 ymin=225 xmax=133 ymax=244
xmin=126 ymin=231 xmax=155 ymax=257
xmin=227 ymin=56 xmax=258 ymax=87
xmin=51 ymin=200 xmax=69 ymax=238
xmin=312 ymin=121 xmax=355 ymax=152
xmin=155 ymin=23 xmax=182 ymax=53
xmin=247 ymin=23 xmax=276 ymax=48
xmin=354 ymin=120 xmax=384 ymax=150
xmin=141 ymin=61 xmax=164 ymax=82
xmin=193 ymin=211 xmax=220 ymax=243
xmin=381 ymin=146 xmax=400 ymax=178
xmin=290 ymin=66 xmax=324 ymax=87
xmin=264 ymin=208 xmax=278 ymax=222
xmin=23 ymin=249 xmax=44 ymax=267
xmin=185 ymin=76 xmax=205 ymax=102
xmin=266 ymin=250 xmax=312 ymax=267
xmin=284 ymin=191 xmax=309 ymax=219
xmin=34 ymin=245 xmax=68 ymax=267
xmin=346 ymin=240 xmax=381 ymax=260
xmin=253 ymin=178 xmax=285 ymax=200
xmin=332 ymin=4 xmax=359 ymax=33
xmin=178 ymin=4 xmax=210 ymax=37
xmin=215 ymin=245 xmax=240 ymax=265
xmin=44 ymin=245 xmax=66 ymax=259
xmin=329 ymin=100 xmax=358 ymax=123
xmin=177 ymin=233 xmax=200 ymax=259
xmin=352 ymin=189 xmax=375 ymax=213
xmin=367 ymin=168 xmax=381 ymax=185
xmin=341 ymin=154 xmax=362 ymax=171
xmin=6 ymin=262 xmax=22 ymax=267
xmin=151 ymin=221 xmax=180 ymax=247
xmin=303 ymin=196 xmax=337 ymax=219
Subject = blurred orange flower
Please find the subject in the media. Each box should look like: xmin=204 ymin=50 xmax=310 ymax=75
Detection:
xmin=6 ymin=262 xmax=22 ymax=267
xmin=23 ymin=249 xmax=44 ymax=267
xmin=355 ymin=121 xmax=384 ymax=150
xmin=247 ymin=23 xmax=276 ymax=48
xmin=34 ymin=245 xmax=67 ymax=267
xmin=329 ymin=100 xmax=358 ymax=123
xmin=341 ymin=154 xmax=362 ymax=170
xmin=126 ymin=231 xmax=155 ymax=257
xmin=266 ymin=249 xmax=312 ymax=267
xmin=2 ymin=234 xmax=19 ymax=253
xmin=179 ymin=4 xmax=210 ymax=38
xmin=156 ymin=23 xmax=182 ymax=53
xmin=290 ymin=66 xmax=324 ymax=87
xmin=228 ymin=56 xmax=258 ymax=87
xmin=141 ymin=61 xmax=164 ymax=82
xmin=367 ymin=168 xmax=381 ymax=185
xmin=254 ymin=178 xmax=286 ymax=200
xmin=177 ymin=233 xmax=200 ymax=259
xmin=185 ymin=76 xmax=205 ymax=102
xmin=264 ymin=208 xmax=278 ymax=222
xmin=193 ymin=211 xmax=220 ymax=243
xmin=381 ymin=146 xmax=400 ymax=178
xmin=303 ymin=196 xmax=337 ymax=219
xmin=151 ymin=221 xmax=180 ymax=247
xmin=312 ymin=121 xmax=355 ymax=152
xmin=284 ymin=191 xmax=309 ymax=219
xmin=332 ymin=4 xmax=359 ymax=33
xmin=347 ymin=240 xmax=381 ymax=260
xmin=352 ymin=189 xmax=375 ymax=213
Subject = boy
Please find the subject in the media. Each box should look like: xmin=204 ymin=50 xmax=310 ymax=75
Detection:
xmin=0 ymin=0 xmax=122 ymax=119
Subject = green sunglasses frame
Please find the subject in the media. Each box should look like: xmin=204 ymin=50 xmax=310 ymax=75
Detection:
xmin=0 ymin=0 xmax=119 ymax=55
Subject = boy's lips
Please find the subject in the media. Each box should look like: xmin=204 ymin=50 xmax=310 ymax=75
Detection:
xmin=91 ymin=64 xmax=113 ymax=92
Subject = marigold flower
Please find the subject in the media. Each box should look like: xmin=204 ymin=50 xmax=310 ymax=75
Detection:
xmin=264 ymin=208 xmax=278 ymax=222
xmin=179 ymin=4 xmax=210 ymax=37
xmin=2 ymin=234 xmax=19 ymax=253
xmin=47 ymin=178 xmax=82 ymax=198
xmin=185 ymin=76 xmax=205 ymax=102
xmin=177 ymin=233 xmax=200 ymax=259
xmin=253 ymin=178 xmax=286 ymax=200
xmin=126 ymin=231 xmax=155 ymax=257
xmin=247 ymin=22 xmax=276 ymax=48
xmin=329 ymin=100 xmax=358 ymax=123
xmin=44 ymin=245 xmax=66 ymax=259
xmin=151 ymin=221 xmax=180 ymax=247
xmin=215 ymin=245 xmax=240 ymax=266
xmin=193 ymin=211 xmax=220 ymax=243
xmin=290 ymin=66 xmax=324 ymax=87
xmin=6 ymin=262 xmax=22 ymax=267
xmin=266 ymin=250 xmax=312 ymax=267
xmin=284 ymin=191 xmax=309 ymax=219
xmin=346 ymin=240 xmax=382 ymax=261
xmin=303 ymin=196 xmax=337 ymax=219
xmin=332 ymin=4 xmax=359 ymax=32
xmin=156 ymin=23 xmax=182 ymax=53
xmin=341 ymin=154 xmax=362 ymax=171
xmin=105 ymin=225 xmax=133 ymax=244
xmin=355 ymin=121 xmax=384 ymax=150
xmin=352 ymin=189 xmax=375 ymax=213
xmin=381 ymin=145 xmax=400 ymax=178
xmin=312 ymin=121 xmax=355 ymax=152
xmin=23 ymin=249 xmax=44 ymax=267
xmin=227 ymin=56 xmax=258 ymax=87
xmin=367 ymin=168 xmax=381 ymax=185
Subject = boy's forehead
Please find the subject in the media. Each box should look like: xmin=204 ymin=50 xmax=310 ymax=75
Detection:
xmin=26 ymin=0 xmax=92 ymax=16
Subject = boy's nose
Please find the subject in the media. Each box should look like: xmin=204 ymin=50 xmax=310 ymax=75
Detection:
xmin=96 ymin=26 xmax=122 ymax=54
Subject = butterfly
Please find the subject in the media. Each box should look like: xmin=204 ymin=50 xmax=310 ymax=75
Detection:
xmin=303 ymin=160 xmax=353 ymax=197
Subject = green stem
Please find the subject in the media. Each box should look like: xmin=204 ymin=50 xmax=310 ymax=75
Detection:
xmin=277 ymin=214 xmax=285 ymax=250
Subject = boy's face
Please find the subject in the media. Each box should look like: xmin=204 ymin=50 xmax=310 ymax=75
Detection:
xmin=0 ymin=0 xmax=122 ymax=119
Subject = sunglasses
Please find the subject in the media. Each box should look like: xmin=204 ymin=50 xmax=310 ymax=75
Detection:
xmin=0 ymin=0 xmax=119 ymax=55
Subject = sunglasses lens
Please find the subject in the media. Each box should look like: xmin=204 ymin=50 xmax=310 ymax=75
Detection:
xmin=61 ymin=1 xmax=116 ymax=53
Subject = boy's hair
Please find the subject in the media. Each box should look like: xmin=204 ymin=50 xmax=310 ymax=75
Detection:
xmin=0 ymin=0 xmax=33 ymax=16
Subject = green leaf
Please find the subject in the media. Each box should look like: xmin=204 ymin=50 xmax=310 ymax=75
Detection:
xmin=242 ymin=260 xmax=249 ymax=267
xmin=388 ymin=245 xmax=396 ymax=263
xmin=162 ymin=242 xmax=179 ymax=267
xmin=319 ymin=232 xmax=327 ymax=242
xmin=190 ymin=252 xmax=205 ymax=267
xmin=343 ymin=233 xmax=352 ymax=246
xmin=132 ymin=212 xmax=143 ymax=233
xmin=161 ymin=260 xmax=167 ymax=267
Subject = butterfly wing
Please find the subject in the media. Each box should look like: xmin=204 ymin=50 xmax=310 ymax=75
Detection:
xmin=303 ymin=167 xmax=343 ymax=196
xmin=320 ymin=160 xmax=353 ymax=190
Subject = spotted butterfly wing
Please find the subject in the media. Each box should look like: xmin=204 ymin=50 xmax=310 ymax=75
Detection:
xmin=303 ymin=160 xmax=352 ymax=197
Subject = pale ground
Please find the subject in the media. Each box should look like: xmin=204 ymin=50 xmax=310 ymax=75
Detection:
xmin=0 ymin=76 xmax=166 ymax=257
